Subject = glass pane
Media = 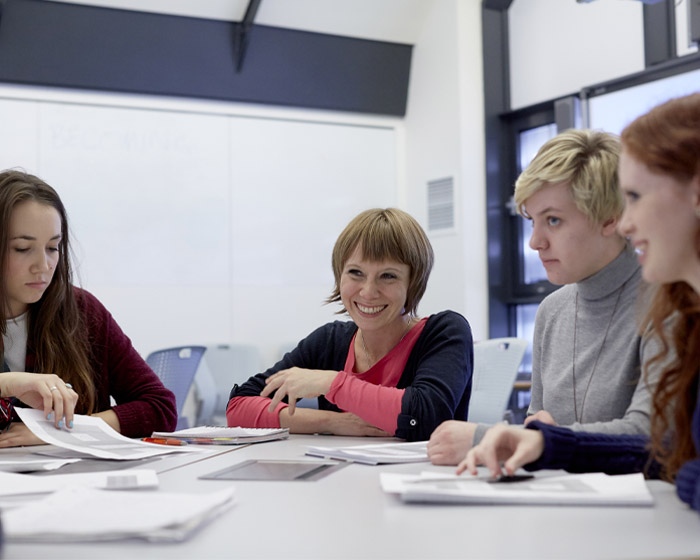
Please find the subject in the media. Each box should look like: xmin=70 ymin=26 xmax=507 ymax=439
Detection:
xmin=517 ymin=123 xmax=557 ymax=285
xmin=515 ymin=303 xmax=538 ymax=376
xmin=589 ymin=68 xmax=700 ymax=135
xmin=520 ymin=218 xmax=547 ymax=284
xmin=518 ymin=124 xmax=557 ymax=173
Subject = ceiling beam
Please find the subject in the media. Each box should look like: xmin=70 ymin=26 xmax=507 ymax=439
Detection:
xmin=233 ymin=0 xmax=262 ymax=72
xmin=0 ymin=0 xmax=412 ymax=116
xmin=482 ymin=0 xmax=513 ymax=11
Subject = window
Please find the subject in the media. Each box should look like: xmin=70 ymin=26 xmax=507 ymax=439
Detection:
xmin=517 ymin=123 xmax=557 ymax=286
xmin=587 ymin=66 xmax=700 ymax=133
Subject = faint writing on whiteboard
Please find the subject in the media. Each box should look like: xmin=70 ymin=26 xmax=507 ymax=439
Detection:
xmin=48 ymin=124 xmax=194 ymax=154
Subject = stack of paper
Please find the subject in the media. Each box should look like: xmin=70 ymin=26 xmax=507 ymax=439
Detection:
xmin=3 ymin=486 xmax=235 ymax=542
xmin=151 ymin=426 xmax=289 ymax=445
xmin=380 ymin=471 xmax=654 ymax=506
xmin=306 ymin=441 xmax=429 ymax=465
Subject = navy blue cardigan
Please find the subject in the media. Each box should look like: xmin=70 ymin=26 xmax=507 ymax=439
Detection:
xmin=229 ymin=310 xmax=473 ymax=441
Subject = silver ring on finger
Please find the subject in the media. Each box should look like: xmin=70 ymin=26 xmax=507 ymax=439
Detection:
xmin=50 ymin=386 xmax=58 ymax=391
xmin=65 ymin=383 xmax=73 ymax=389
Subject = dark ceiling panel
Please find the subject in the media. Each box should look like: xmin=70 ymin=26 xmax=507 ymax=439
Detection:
xmin=482 ymin=0 xmax=513 ymax=10
xmin=0 ymin=0 xmax=412 ymax=116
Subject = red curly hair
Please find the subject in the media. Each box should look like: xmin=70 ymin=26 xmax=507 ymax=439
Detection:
xmin=622 ymin=93 xmax=700 ymax=480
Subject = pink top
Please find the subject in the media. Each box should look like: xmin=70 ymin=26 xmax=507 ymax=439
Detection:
xmin=226 ymin=318 xmax=427 ymax=434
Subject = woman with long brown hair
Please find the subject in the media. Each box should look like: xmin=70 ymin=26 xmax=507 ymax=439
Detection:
xmin=0 ymin=170 xmax=176 ymax=445
xmin=458 ymin=93 xmax=700 ymax=513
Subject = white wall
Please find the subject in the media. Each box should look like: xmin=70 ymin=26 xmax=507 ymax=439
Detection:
xmin=0 ymin=1 xmax=493 ymax=374
xmin=403 ymin=0 xmax=488 ymax=341
xmin=508 ymin=0 xmax=645 ymax=109
xmin=0 ymin=85 xmax=401 ymax=366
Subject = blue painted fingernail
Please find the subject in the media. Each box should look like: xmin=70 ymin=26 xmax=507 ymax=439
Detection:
xmin=69 ymin=420 xmax=74 ymax=429
xmin=47 ymin=412 xmax=53 ymax=421
xmin=58 ymin=420 xmax=64 ymax=428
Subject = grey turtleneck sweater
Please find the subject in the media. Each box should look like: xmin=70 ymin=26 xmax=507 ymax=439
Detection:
xmin=474 ymin=244 xmax=662 ymax=444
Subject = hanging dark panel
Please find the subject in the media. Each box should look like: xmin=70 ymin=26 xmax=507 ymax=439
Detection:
xmin=0 ymin=0 xmax=412 ymax=116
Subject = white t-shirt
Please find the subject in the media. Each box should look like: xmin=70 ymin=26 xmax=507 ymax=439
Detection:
xmin=2 ymin=313 xmax=28 ymax=372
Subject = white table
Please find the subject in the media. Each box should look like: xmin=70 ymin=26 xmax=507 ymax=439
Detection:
xmin=4 ymin=435 xmax=700 ymax=559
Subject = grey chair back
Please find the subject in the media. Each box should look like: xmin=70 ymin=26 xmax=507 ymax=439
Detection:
xmin=146 ymin=346 xmax=207 ymax=430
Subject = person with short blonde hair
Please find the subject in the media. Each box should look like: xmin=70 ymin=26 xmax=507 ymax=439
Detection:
xmin=428 ymin=129 xmax=661 ymax=466
xmin=228 ymin=208 xmax=473 ymax=441
xmin=514 ymin=128 xmax=623 ymax=225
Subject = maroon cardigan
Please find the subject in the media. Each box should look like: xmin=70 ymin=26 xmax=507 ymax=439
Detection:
xmin=1 ymin=287 xmax=177 ymax=437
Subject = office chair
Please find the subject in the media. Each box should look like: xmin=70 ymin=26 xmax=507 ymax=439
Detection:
xmin=145 ymin=346 xmax=207 ymax=430
xmin=192 ymin=343 xmax=262 ymax=426
xmin=467 ymin=338 xmax=528 ymax=424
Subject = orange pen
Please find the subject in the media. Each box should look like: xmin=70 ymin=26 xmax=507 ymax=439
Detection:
xmin=141 ymin=437 xmax=188 ymax=446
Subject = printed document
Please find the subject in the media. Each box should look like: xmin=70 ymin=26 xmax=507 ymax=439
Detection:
xmin=3 ymin=485 xmax=235 ymax=542
xmin=380 ymin=471 xmax=654 ymax=506
xmin=0 ymin=469 xmax=158 ymax=498
xmin=15 ymin=408 xmax=193 ymax=460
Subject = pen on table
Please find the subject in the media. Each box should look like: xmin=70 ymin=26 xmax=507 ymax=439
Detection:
xmin=141 ymin=437 xmax=188 ymax=446
xmin=179 ymin=437 xmax=238 ymax=444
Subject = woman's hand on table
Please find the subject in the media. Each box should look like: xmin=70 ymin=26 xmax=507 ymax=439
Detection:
xmin=427 ymin=420 xmax=477 ymax=465
xmin=0 ymin=422 xmax=46 ymax=447
xmin=279 ymin=408 xmax=390 ymax=437
xmin=326 ymin=412 xmax=390 ymax=437
xmin=0 ymin=371 xmax=77 ymax=428
xmin=261 ymin=367 xmax=338 ymax=415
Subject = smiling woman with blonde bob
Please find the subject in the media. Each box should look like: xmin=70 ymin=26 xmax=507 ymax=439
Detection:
xmin=227 ymin=208 xmax=473 ymax=441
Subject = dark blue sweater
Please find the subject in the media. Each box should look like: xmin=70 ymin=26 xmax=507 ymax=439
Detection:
xmin=526 ymin=379 xmax=700 ymax=512
xmin=229 ymin=310 xmax=473 ymax=441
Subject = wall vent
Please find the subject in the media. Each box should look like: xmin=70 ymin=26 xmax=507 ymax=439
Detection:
xmin=427 ymin=177 xmax=454 ymax=231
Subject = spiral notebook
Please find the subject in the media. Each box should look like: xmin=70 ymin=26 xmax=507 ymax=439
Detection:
xmin=151 ymin=426 xmax=289 ymax=445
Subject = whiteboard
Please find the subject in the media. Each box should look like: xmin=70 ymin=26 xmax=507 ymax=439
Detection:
xmin=0 ymin=92 xmax=398 ymax=361
xmin=229 ymin=117 xmax=397 ymax=355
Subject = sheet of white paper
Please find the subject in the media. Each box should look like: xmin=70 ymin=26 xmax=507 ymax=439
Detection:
xmin=0 ymin=469 xmax=158 ymax=497
xmin=380 ymin=471 xmax=654 ymax=506
xmin=15 ymin=408 xmax=194 ymax=460
xmin=306 ymin=441 xmax=429 ymax=465
xmin=3 ymin=485 xmax=235 ymax=542
xmin=379 ymin=471 xmax=462 ymax=493
xmin=0 ymin=457 xmax=80 ymax=472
